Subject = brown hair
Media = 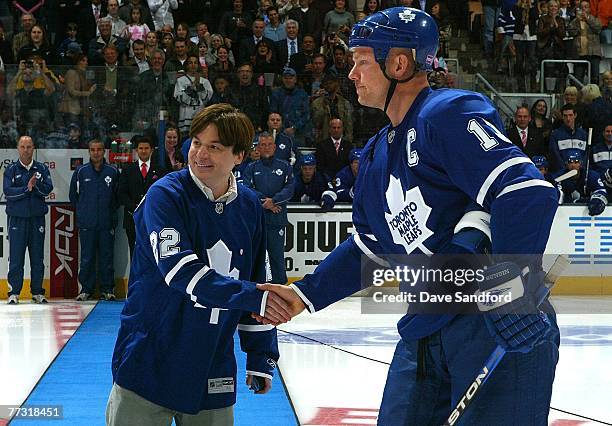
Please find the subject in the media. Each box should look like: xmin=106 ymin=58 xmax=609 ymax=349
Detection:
xmin=189 ymin=103 xmax=254 ymax=155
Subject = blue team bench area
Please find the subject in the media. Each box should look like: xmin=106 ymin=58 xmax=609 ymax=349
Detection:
xmin=11 ymin=302 xmax=297 ymax=426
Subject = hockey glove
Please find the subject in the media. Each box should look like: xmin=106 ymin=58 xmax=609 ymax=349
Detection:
xmin=603 ymin=168 xmax=612 ymax=189
xmin=320 ymin=190 xmax=336 ymax=211
xmin=477 ymin=262 xmax=552 ymax=353
xmin=588 ymin=193 xmax=606 ymax=216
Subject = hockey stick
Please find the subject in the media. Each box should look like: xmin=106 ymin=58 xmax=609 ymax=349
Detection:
xmin=583 ymin=128 xmax=593 ymax=196
xmin=443 ymin=255 xmax=570 ymax=426
xmin=554 ymin=169 xmax=578 ymax=183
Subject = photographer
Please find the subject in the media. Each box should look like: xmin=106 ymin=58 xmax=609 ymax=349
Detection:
xmin=7 ymin=58 xmax=55 ymax=138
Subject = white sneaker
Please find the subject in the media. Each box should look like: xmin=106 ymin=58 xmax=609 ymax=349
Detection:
xmin=32 ymin=294 xmax=48 ymax=304
xmin=102 ymin=292 xmax=116 ymax=301
xmin=7 ymin=295 xmax=19 ymax=305
xmin=75 ymin=292 xmax=90 ymax=301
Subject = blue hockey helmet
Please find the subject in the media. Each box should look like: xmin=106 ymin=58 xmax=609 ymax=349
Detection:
xmin=349 ymin=148 xmax=362 ymax=163
xmin=349 ymin=7 xmax=439 ymax=72
xmin=301 ymin=154 xmax=316 ymax=166
xmin=532 ymin=155 xmax=549 ymax=168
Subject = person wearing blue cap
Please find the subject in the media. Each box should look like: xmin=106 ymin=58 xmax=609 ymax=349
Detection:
xmin=269 ymin=67 xmax=311 ymax=147
xmin=320 ymin=148 xmax=361 ymax=210
xmin=291 ymin=154 xmax=328 ymax=203
xmin=552 ymin=149 xmax=608 ymax=215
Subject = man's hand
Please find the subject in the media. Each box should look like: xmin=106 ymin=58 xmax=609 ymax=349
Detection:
xmin=260 ymin=284 xmax=294 ymax=325
xmin=262 ymin=198 xmax=275 ymax=210
xmin=246 ymin=375 xmax=272 ymax=394
xmin=27 ymin=175 xmax=37 ymax=191
xmin=254 ymin=283 xmax=306 ymax=325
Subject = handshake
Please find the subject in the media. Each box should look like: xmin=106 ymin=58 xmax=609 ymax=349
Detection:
xmin=253 ymin=284 xmax=307 ymax=326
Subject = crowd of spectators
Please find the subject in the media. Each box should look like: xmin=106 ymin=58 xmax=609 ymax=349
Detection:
xmin=0 ymin=0 xmax=610 ymax=211
xmin=494 ymin=0 xmax=611 ymax=92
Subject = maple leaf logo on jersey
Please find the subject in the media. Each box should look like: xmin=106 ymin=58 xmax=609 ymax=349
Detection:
xmin=399 ymin=9 xmax=416 ymax=23
xmin=207 ymin=240 xmax=240 ymax=279
xmin=194 ymin=240 xmax=240 ymax=318
xmin=384 ymin=175 xmax=433 ymax=254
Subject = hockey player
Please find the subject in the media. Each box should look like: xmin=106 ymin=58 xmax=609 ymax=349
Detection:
xmin=592 ymin=124 xmax=612 ymax=198
xmin=291 ymin=154 xmax=328 ymax=203
xmin=320 ymin=148 xmax=361 ymax=210
xmin=553 ymin=150 xmax=608 ymax=215
xmin=107 ymin=104 xmax=282 ymax=426
xmin=257 ymin=8 xmax=561 ymax=425
xmin=532 ymin=155 xmax=555 ymax=184
xmin=266 ymin=112 xmax=301 ymax=167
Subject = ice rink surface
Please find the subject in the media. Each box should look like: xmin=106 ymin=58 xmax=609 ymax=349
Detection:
xmin=1 ymin=296 xmax=610 ymax=425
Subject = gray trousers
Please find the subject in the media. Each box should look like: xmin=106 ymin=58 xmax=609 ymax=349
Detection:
xmin=106 ymin=383 xmax=234 ymax=426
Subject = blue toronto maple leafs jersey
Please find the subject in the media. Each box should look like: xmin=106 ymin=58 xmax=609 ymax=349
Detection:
xmin=333 ymin=165 xmax=358 ymax=202
xmin=111 ymin=168 xmax=278 ymax=414
xmin=552 ymin=167 xmax=607 ymax=202
xmin=291 ymin=88 xmax=559 ymax=340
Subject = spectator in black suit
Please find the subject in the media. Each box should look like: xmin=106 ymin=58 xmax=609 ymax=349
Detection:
xmin=287 ymin=0 xmax=323 ymax=45
xmin=118 ymin=136 xmax=166 ymax=257
xmin=315 ymin=117 xmax=352 ymax=180
xmin=78 ymin=0 xmax=108 ymax=48
xmin=288 ymin=34 xmax=317 ymax=79
xmin=238 ymin=18 xmax=273 ymax=65
xmin=506 ymin=106 xmax=547 ymax=158
xmin=275 ymin=19 xmax=300 ymax=68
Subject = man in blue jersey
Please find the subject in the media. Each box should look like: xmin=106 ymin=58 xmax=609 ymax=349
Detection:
xmin=257 ymin=7 xmax=560 ymax=425
xmin=107 ymin=104 xmax=287 ymax=425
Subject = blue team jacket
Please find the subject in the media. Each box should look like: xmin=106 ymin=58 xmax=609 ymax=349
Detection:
xmin=243 ymin=157 xmax=295 ymax=227
xmin=549 ymin=125 xmax=587 ymax=170
xmin=69 ymin=161 xmax=119 ymax=229
xmin=3 ymin=160 xmax=53 ymax=217
xmin=592 ymin=142 xmax=612 ymax=173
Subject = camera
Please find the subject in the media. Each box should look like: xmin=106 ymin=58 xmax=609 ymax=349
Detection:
xmin=25 ymin=60 xmax=34 ymax=68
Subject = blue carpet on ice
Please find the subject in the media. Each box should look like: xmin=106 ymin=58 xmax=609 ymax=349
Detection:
xmin=13 ymin=302 xmax=296 ymax=425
